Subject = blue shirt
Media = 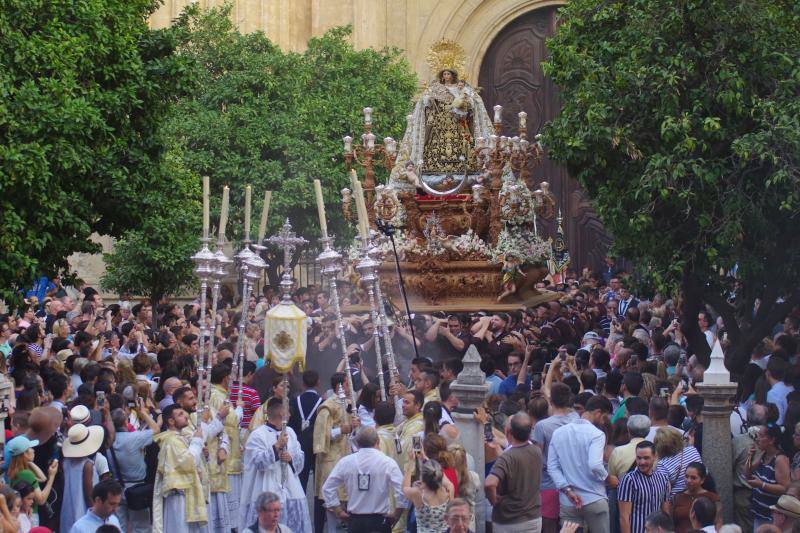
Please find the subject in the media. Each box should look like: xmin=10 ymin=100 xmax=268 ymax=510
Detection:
xmin=485 ymin=374 xmax=503 ymax=396
xmin=108 ymin=429 xmax=153 ymax=482
xmin=69 ymin=509 xmax=121 ymax=533
xmin=498 ymin=374 xmax=531 ymax=397
xmin=547 ymin=419 xmax=608 ymax=507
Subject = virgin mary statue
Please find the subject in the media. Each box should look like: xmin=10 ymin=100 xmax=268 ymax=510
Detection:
xmin=390 ymin=40 xmax=494 ymax=193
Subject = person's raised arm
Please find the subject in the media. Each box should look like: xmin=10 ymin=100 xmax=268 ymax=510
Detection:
xmin=34 ymin=459 xmax=59 ymax=505
xmin=136 ymin=397 xmax=160 ymax=433
xmin=424 ymin=319 xmax=441 ymax=343
xmin=543 ymin=358 xmax=560 ymax=400
xmin=402 ymin=461 xmax=423 ymax=507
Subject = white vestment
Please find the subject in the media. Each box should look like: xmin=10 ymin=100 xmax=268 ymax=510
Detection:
xmin=239 ymin=423 xmax=313 ymax=533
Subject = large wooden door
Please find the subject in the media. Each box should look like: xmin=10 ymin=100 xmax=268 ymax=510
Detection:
xmin=478 ymin=7 xmax=611 ymax=272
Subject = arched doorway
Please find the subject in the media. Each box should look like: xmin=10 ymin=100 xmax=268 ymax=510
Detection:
xmin=478 ymin=6 xmax=611 ymax=272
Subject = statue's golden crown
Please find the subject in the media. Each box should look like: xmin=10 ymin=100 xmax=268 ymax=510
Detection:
xmin=426 ymin=39 xmax=466 ymax=78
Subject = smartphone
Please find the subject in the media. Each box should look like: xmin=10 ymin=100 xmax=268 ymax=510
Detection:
xmin=97 ymin=391 xmax=105 ymax=407
xmin=543 ymin=362 xmax=551 ymax=374
xmin=484 ymin=422 xmax=494 ymax=443
xmin=412 ymin=435 xmax=422 ymax=453
xmin=659 ymin=387 xmax=669 ymax=398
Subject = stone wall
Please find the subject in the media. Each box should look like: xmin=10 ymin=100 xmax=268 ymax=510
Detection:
xmin=149 ymin=0 xmax=566 ymax=85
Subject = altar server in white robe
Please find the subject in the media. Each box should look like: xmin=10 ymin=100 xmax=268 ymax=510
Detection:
xmin=239 ymin=397 xmax=313 ymax=533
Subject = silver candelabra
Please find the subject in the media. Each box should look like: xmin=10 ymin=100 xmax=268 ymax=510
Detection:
xmin=191 ymin=237 xmax=216 ymax=408
xmin=232 ymin=232 xmax=267 ymax=405
xmin=355 ymin=237 xmax=387 ymax=401
xmin=316 ymin=237 xmax=359 ymax=410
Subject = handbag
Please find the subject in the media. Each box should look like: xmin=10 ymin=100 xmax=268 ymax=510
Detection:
xmin=109 ymin=444 xmax=154 ymax=511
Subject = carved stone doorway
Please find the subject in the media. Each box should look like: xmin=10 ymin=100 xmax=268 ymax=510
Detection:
xmin=478 ymin=6 xmax=612 ymax=273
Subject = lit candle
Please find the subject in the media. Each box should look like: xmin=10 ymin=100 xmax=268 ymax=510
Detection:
xmin=493 ymin=104 xmax=503 ymax=123
xmin=365 ymin=133 xmax=375 ymax=151
xmin=257 ymin=190 xmax=271 ymax=244
xmin=313 ymin=179 xmax=328 ymax=239
xmin=244 ymin=184 xmax=252 ymax=240
xmin=518 ymin=111 xmax=527 ymax=130
xmin=343 ymin=135 xmax=353 ymax=153
xmin=218 ymin=185 xmax=230 ymax=241
xmin=363 ymin=107 xmax=373 ymax=125
xmin=202 ymin=175 xmax=210 ymax=240
xmin=355 ymin=182 xmax=369 ymax=239
xmin=350 ymin=171 xmax=369 ymax=240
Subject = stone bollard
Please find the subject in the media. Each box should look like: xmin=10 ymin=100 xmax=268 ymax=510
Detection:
xmin=695 ymin=340 xmax=736 ymax=524
xmin=450 ymin=345 xmax=489 ymax=533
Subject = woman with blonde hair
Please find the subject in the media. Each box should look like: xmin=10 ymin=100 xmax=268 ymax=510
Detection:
xmin=423 ymin=433 xmax=458 ymax=495
xmin=447 ymin=443 xmax=479 ymax=529
xmin=402 ymin=459 xmax=451 ymax=533
xmin=52 ymin=318 xmax=70 ymax=339
xmin=654 ymin=426 xmax=702 ymax=498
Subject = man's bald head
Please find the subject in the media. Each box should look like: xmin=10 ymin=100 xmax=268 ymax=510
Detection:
xmin=507 ymin=412 xmax=532 ymax=443
xmin=747 ymin=403 xmax=768 ymax=427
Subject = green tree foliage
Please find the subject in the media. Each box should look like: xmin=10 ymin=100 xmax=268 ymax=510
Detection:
xmin=543 ymin=0 xmax=800 ymax=372
xmin=164 ymin=5 xmax=418 ymax=278
xmin=101 ymin=153 xmax=200 ymax=305
xmin=0 ymin=0 xmax=194 ymax=306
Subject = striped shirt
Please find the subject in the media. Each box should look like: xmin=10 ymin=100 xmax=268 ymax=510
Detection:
xmin=229 ymin=381 xmax=261 ymax=428
xmin=752 ymin=453 xmax=783 ymax=520
xmin=618 ymin=468 xmax=671 ymax=533
xmin=655 ymin=445 xmax=702 ymax=497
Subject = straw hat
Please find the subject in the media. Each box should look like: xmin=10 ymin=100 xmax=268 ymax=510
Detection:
xmin=62 ymin=424 xmax=103 ymax=458
xmin=771 ymin=495 xmax=800 ymax=519
xmin=69 ymin=405 xmax=91 ymax=425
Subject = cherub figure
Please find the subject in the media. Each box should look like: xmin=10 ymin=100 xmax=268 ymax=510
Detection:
xmin=497 ymin=253 xmax=526 ymax=302
xmin=402 ymin=160 xmax=424 ymax=194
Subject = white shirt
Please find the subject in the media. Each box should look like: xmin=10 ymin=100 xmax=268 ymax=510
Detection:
xmin=322 ymin=447 xmax=408 ymax=514
xmin=646 ymin=424 xmax=682 ymax=443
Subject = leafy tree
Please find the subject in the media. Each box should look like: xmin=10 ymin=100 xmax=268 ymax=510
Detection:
xmin=0 ymin=0 xmax=194 ymax=306
xmin=543 ymin=0 xmax=800 ymax=372
xmin=164 ymin=6 xmax=417 ymax=283
xmin=100 ymin=152 xmax=200 ymax=305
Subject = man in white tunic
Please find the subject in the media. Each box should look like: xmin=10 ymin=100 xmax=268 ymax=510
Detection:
xmin=152 ymin=404 xmax=208 ymax=533
xmin=239 ymin=397 xmax=313 ymax=533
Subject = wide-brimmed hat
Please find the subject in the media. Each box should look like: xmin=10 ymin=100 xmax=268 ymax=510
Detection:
xmin=771 ymin=495 xmax=800 ymax=519
xmin=26 ymin=406 xmax=63 ymax=443
xmin=7 ymin=435 xmax=39 ymax=457
xmin=69 ymin=405 xmax=91 ymax=425
xmin=582 ymin=331 xmax=602 ymax=343
xmin=62 ymin=424 xmax=103 ymax=458
xmin=56 ymin=349 xmax=73 ymax=362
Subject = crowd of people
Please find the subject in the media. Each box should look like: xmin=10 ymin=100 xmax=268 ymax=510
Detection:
xmin=1 ymin=263 xmax=800 ymax=533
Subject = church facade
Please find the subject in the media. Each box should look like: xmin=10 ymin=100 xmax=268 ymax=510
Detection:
xmin=150 ymin=0 xmax=611 ymax=271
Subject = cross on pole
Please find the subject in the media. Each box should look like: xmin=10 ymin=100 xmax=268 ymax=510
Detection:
xmin=265 ymin=219 xmax=308 ymax=291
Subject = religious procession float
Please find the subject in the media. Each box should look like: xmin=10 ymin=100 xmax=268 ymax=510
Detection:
xmin=341 ymin=40 xmax=568 ymax=312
